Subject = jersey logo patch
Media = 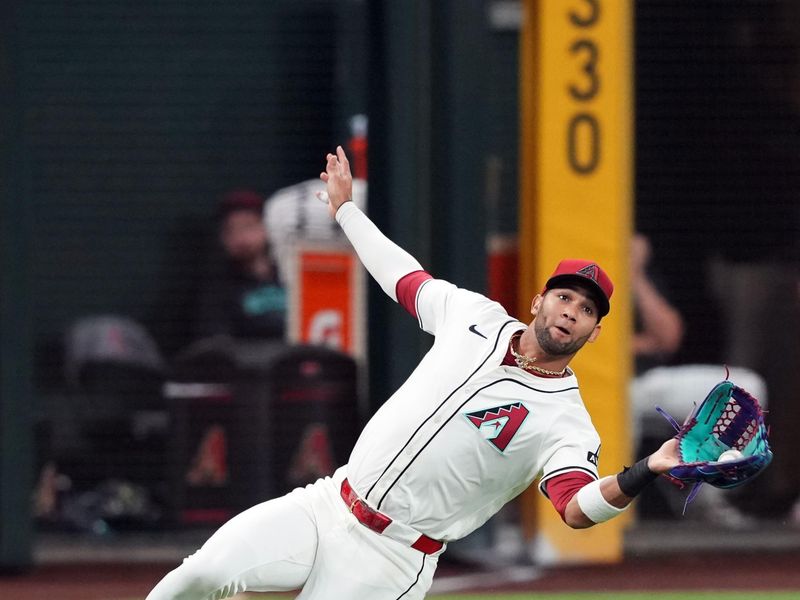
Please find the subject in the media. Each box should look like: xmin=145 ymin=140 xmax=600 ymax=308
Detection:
xmin=464 ymin=402 xmax=529 ymax=452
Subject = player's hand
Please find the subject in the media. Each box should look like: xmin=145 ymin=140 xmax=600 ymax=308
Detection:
xmin=319 ymin=145 xmax=353 ymax=219
xmin=646 ymin=438 xmax=680 ymax=474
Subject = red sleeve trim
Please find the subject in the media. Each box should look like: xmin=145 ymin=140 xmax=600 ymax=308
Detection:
xmin=395 ymin=270 xmax=434 ymax=318
xmin=546 ymin=471 xmax=595 ymax=522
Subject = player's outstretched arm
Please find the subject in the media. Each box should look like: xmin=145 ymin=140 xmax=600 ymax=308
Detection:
xmin=319 ymin=146 xmax=424 ymax=302
xmin=564 ymin=438 xmax=679 ymax=528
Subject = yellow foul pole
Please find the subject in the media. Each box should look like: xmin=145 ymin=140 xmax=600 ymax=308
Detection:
xmin=519 ymin=0 xmax=634 ymax=564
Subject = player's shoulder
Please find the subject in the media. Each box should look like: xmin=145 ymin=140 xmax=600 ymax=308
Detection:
xmin=424 ymin=280 xmax=508 ymax=314
xmin=421 ymin=281 xmax=511 ymax=328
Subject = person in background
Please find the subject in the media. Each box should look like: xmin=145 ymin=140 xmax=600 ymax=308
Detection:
xmin=194 ymin=189 xmax=287 ymax=341
xmin=629 ymin=233 xmax=767 ymax=526
xmin=631 ymin=233 xmax=684 ymax=372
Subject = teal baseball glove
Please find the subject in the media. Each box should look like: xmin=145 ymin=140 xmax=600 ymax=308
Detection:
xmin=657 ymin=379 xmax=772 ymax=504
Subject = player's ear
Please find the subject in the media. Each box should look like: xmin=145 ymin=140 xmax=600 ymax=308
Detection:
xmin=587 ymin=324 xmax=602 ymax=343
xmin=531 ymin=294 xmax=543 ymax=316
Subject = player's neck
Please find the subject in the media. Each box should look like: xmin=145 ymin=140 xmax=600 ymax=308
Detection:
xmin=512 ymin=331 xmax=570 ymax=377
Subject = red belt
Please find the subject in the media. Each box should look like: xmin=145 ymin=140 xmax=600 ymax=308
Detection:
xmin=340 ymin=478 xmax=443 ymax=555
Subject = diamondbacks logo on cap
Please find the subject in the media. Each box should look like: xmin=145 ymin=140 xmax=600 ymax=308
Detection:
xmin=576 ymin=263 xmax=599 ymax=282
xmin=464 ymin=402 xmax=529 ymax=453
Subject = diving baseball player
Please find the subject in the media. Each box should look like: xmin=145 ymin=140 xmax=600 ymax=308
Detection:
xmin=146 ymin=147 xmax=680 ymax=600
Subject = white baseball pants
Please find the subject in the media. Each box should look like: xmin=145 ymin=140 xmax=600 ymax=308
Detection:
xmin=146 ymin=467 xmax=440 ymax=600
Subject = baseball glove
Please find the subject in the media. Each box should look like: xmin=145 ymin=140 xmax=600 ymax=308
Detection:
xmin=657 ymin=379 xmax=772 ymax=496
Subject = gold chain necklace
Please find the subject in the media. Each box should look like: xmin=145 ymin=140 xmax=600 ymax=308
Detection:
xmin=510 ymin=333 xmax=567 ymax=377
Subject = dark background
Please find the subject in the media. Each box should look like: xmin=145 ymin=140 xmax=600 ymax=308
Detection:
xmin=20 ymin=1 xmax=336 ymax=362
xmin=636 ymin=1 xmax=800 ymax=364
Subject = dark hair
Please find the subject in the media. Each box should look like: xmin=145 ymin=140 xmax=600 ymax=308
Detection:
xmin=217 ymin=189 xmax=263 ymax=220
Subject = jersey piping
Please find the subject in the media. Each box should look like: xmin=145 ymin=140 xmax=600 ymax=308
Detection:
xmin=395 ymin=554 xmax=427 ymax=599
xmin=413 ymin=277 xmax=434 ymax=328
xmin=364 ymin=318 xmax=520 ymax=502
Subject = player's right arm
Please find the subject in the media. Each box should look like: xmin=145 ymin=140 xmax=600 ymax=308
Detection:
xmin=319 ymin=146 xmax=427 ymax=303
xmin=552 ymin=438 xmax=679 ymax=529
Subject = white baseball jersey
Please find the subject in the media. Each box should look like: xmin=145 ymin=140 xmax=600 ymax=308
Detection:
xmin=347 ymin=277 xmax=601 ymax=542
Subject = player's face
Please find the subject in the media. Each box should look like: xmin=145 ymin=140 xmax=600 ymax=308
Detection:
xmin=530 ymin=287 xmax=601 ymax=357
xmin=220 ymin=210 xmax=267 ymax=262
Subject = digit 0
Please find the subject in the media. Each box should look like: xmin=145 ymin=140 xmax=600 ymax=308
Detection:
xmin=567 ymin=113 xmax=600 ymax=175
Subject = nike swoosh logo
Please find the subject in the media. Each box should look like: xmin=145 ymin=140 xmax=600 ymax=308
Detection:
xmin=468 ymin=324 xmax=487 ymax=339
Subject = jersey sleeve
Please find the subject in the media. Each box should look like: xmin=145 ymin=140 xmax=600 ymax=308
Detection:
xmin=545 ymin=471 xmax=595 ymax=522
xmin=537 ymin=407 xmax=601 ymax=497
xmin=410 ymin=278 xmax=505 ymax=337
xmin=396 ymin=271 xmax=434 ymax=318
xmin=335 ymin=202 xmax=424 ymax=301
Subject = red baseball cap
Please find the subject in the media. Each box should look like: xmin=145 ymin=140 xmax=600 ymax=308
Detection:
xmin=543 ymin=259 xmax=613 ymax=317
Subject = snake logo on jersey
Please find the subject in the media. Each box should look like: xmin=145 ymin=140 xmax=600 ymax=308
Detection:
xmin=464 ymin=402 xmax=530 ymax=453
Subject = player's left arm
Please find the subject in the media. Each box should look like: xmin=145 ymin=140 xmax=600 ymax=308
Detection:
xmin=319 ymin=147 xmax=508 ymax=331
xmin=562 ymin=438 xmax=679 ymax=528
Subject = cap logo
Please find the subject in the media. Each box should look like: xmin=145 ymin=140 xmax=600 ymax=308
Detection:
xmin=576 ymin=263 xmax=599 ymax=282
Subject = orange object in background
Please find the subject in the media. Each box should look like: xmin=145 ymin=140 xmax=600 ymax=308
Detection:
xmin=289 ymin=245 xmax=366 ymax=361
xmin=299 ymin=252 xmax=353 ymax=350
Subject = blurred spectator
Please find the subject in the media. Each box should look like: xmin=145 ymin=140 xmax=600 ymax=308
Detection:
xmin=631 ymin=233 xmax=684 ymax=372
xmin=193 ymin=189 xmax=287 ymax=341
xmin=630 ymin=233 xmax=768 ymax=526
xmin=701 ymin=1 xmax=800 ymax=517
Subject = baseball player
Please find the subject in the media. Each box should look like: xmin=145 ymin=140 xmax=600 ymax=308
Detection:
xmin=146 ymin=147 xmax=680 ymax=600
